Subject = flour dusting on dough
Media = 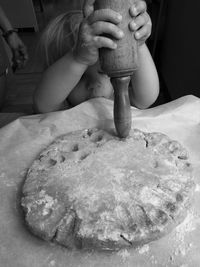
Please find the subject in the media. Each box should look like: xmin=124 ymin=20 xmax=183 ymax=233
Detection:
xmin=138 ymin=244 xmax=150 ymax=254
xmin=117 ymin=249 xmax=131 ymax=262
xmin=37 ymin=191 xmax=57 ymax=216
xmin=168 ymin=210 xmax=196 ymax=262
xmin=49 ymin=260 xmax=56 ymax=266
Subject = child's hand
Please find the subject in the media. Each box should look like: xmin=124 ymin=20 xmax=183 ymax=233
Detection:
xmin=73 ymin=0 xmax=123 ymax=66
xmin=129 ymin=0 xmax=152 ymax=47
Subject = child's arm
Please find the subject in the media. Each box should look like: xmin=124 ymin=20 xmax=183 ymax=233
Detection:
xmin=129 ymin=0 xmax=159 ymax=108
xmin=130 ymin=44 xmax=159 ymax=109
xmin=33 ymin=52 xmax=87 ymax=113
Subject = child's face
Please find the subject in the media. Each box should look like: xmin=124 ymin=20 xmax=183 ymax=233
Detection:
xmin=85 ymin=61 xmax=113 ymax=99
xmin=68 ymin=61 xmax=114 ymax=106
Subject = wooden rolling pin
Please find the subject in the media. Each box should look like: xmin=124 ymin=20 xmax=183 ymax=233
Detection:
xmin=94 ymin=0 xmax=138 ymax=138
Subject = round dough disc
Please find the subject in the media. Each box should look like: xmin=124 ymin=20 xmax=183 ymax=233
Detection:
xmin=21 ymin=128 xmax=195 ymax=250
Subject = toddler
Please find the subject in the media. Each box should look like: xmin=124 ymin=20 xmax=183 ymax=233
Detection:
xmin=34 ymin=0 xmax=159 ymax=113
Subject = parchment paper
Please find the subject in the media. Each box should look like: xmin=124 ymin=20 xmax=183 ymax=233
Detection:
xmin=0 ymin=95 xmax=200 ymax=267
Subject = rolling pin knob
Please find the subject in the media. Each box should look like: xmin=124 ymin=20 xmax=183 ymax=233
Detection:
xmin=112 ymin=76 xmax=131 ymax=138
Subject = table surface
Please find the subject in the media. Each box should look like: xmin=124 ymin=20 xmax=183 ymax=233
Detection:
xmin=0 ymin=96 xmax=200 ymax=267
xmin=0 ymin=112 xmax=25 ymax=128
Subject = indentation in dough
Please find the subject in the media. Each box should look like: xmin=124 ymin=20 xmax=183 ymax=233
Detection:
xmin=72 ymin=144 xmax=79 ymax=152
xmin=178 ymin=155 xmax=188 ymax=160
xmin=145 ymin=139 xmax=149 ymax=148
xmin=155 ymin=209 xmax=168 ymax=225
xmin=138 ymin=205 xmax=154 ymax=227
xmin=166 ymin=202 xmax=177 ymax=213
xmin=80 ymin=151 xmax=90 ymax=161
xmin=49 ymin=159 xmax=57 ymax=166
xmin=153 ymin=160 xmax=159 ymax=168
xmin=90 ymin=134 xmax=104 ymax=143
xmin=129 ymin=224 xmax=137 ymax=232
xmin=39 ymin=154 xmax=45 ymax=161
xmin=176 ymin=193 xmax=183 ymax=202
xmin=86 ymin=128 xmax=95 ymax=137
xmin=60 ymin=155 xmax=66 ymax=162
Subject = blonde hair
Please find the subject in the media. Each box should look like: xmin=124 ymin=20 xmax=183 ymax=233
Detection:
xmin=39 ymin=11 xmax=83 ymax=68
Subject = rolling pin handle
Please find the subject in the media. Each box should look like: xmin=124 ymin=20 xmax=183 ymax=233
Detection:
xmin=111 ymin=76 xmax=132 ymax=138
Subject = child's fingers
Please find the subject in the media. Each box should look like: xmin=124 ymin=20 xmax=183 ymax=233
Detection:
xmin=129 ymin=12 xmax=150 ymax=31
xmin=129 ymin=0 xmax=147 ymax=17
xmin=92 ymin=21 xmax=124 ymax=40
xmin=93 ymin=36 xmax=117 ymax=50
xmin=88 ymin=9 xmax=122 ymax=25
xmin=134 ymin=22 xmax=151 ymax=40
